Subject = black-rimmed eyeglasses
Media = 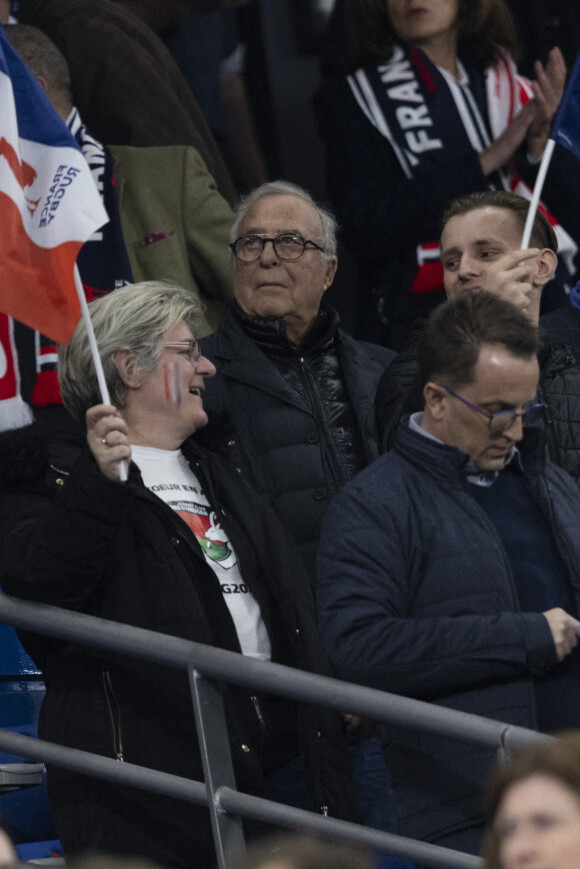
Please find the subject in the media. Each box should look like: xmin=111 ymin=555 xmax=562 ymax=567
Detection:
xmin=439 ymin=384 xmax=546 ymax=434
xmin=230 ymin=234 xmax=325 ymax=263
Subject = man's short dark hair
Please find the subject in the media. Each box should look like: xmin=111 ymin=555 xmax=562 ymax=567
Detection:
xmin=417 ymin=291 xmax=539 ymax=389
xmin=442 ymin=191 xmax=558 ymax=253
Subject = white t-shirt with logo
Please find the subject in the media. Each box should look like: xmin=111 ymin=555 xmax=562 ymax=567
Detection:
xmin=132 ymin=445 xmax=271 ymax=661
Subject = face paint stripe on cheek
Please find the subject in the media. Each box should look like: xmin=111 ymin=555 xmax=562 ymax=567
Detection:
xmin=175 ymin=362 xmax=181 ymax=407
xmin=163 ymin=363 xmax=171 ymax=402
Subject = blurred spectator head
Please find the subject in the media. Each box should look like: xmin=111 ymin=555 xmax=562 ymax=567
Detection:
xmin=483 ymin=732 xmax=580 ymax=869
xmin=226 ymin=833 xmax=377 ymax=869
xmin=0 ymin=828 xmax=16 ymax=869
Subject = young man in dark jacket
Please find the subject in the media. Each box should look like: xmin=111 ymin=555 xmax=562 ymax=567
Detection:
xmin=318 ymin=291 xmax=580 ymax=856
xmin=376 ymin=191 xmax=580 ymax=486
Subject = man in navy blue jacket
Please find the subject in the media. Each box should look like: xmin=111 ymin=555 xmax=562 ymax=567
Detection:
xmin=317 ymin=291 xmax=580 ymax=856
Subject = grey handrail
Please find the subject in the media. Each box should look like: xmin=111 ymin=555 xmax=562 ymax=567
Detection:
xmin=0 ymin=729 xmax=480 ymax=869
xmin=0 ymin=594 xmax=547 ymax=753
xmin=0 ymin=593 xmax=548 ymax=869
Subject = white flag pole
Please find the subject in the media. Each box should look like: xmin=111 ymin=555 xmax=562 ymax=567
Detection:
xmin=521 ymin=138 xmax=556 ymax=249
xmin=73 ymin=264 xmax=127 ymax=482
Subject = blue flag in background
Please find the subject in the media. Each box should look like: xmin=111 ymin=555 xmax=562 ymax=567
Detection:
xmin=551 ymin=51 xmax=580 ymax=161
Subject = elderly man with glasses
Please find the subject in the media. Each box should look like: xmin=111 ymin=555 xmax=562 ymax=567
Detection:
xmin=200 ymin=180 xmax=398 ymax=839
xmin=201 ymin=180 xmax=396 ymax=577
xmin=317 ymin=290 xmax=580 ymax=857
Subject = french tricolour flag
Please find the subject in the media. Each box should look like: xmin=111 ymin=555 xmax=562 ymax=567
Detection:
xmin=0 ymin=24 xmax=108 ymax=344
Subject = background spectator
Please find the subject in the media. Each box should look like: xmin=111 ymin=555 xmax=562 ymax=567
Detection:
xmin=315 ymin=0 xmax=580 ymax=348
xmin=228 ymin=832 xmax=377 ymax=869
xmin=318 ymin=291 xmax=580 ymax=854
xmin=375 ymin=191 xmax=580 ymax=490
xmin=483 ymin=731 xmax=580 ymax=869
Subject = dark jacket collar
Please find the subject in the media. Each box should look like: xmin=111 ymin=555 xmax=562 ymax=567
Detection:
xmin=394 ymin=415 xmax=547 ymax=488
xmin=230 ymin=301 xmax=340 ymax=359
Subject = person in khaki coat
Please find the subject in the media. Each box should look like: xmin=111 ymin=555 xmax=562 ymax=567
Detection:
xmin=110 ymin=144 xmax=235 ymax=336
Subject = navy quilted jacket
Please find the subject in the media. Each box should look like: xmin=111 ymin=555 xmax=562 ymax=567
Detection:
xmin=317 ymin=421 xmax=580 ymax=843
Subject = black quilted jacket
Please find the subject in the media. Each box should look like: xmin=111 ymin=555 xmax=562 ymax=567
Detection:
xmin=200 ymin=303 xmax=396 ymax=577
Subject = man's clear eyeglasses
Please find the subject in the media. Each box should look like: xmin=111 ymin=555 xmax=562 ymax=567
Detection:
xmin=161 ymin=340 xmax=201 ymax=364
xmin=230 ymin=233 xmax=325 ymax=263
xmin=439 ymin=384 xmax=546 ymax=434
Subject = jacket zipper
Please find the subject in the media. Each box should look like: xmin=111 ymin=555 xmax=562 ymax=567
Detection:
xmin=298 ymin=356 xmax=348 ymax=490
xmin=49 ymin=464 xmax=70 ymax=477
xmin=102 ymin=671 xmax=124 ymax=761
xmin=251 ymin=694 xmax=267 ymax=733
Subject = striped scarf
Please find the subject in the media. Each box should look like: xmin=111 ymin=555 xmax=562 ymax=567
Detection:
xmin=347 ymin=43 xmax=577 ymax=296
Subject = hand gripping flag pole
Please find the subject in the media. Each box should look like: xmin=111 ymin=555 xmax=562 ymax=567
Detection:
xmin=521 ymin=51 xmax=580 ymax=249
xmin=73 ymin=265 xmax=127 ymax=482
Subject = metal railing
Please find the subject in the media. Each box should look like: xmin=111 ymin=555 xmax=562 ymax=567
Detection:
xmin=0 ymin=593 xmax=549 ymax=869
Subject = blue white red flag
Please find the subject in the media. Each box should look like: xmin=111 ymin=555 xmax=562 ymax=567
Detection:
xmin=0 ymin=25 xmax=108 ymax=344
xmin=551 ymin=51 xmax=580 ymax=161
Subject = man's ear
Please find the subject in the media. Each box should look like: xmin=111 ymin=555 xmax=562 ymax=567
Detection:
xmin=322 ymin=256 xmax=338 ymax=291
xmin=33 ymin=73 xmax=49 ymax=94
xmin=113 ymin=349 xmax=141 ymax=388
xmin=423 ymin=381 xmax=447 ymax=421
xmin=536 ymin=248 xmax=558 ymax=287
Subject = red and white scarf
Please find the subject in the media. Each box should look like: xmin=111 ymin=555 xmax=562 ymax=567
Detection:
xmin=348 ymin=44 xmax=577 ymax=295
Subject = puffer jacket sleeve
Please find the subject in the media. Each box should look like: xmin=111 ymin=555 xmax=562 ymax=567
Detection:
xmin=315 ymin=466 xmax=558 ymax=699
